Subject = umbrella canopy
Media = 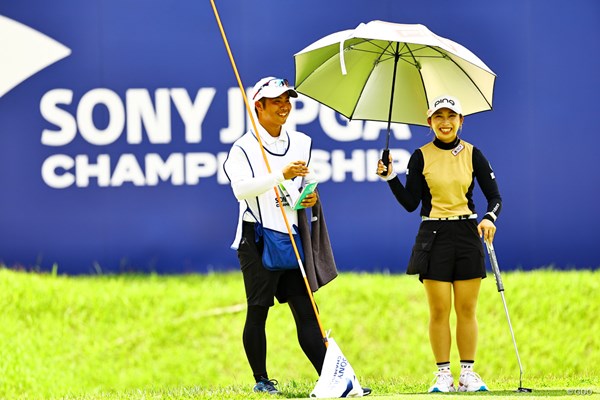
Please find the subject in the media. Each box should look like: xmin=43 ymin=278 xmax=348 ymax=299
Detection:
xmin=294 ymin=20 xmax=496 ymax=128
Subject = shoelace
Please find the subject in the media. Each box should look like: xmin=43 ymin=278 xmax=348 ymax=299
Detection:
xmin=260 ymin=379 xmax=279 ymax=389
xmin=461 ymin=371 xmax=482 ymax=379
xmin=432 ymin=372 xmax=454 ymax=384
xmin=460 ymin=371 xmax=485 ymax=385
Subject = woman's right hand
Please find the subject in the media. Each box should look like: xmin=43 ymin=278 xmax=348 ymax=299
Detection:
xmin=376 ymin=153 xmax=394 ymax=177
xmin=283 ymin=161 xmax=309 ymax=180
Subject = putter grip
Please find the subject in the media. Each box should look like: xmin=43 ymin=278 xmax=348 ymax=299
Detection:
xmin=486 ymin=242 xmax=505 ymax=292
xmin=492 ymin=262 xmax=504 ymax=292
xmin=381 ymin=149 xmax=390 ymax=177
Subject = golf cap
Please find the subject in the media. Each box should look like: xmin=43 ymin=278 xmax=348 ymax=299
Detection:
xmin=427 ymin=95 xmax=462 ymax=117
xmin=252 ymin=77 xmax=298 ymax=101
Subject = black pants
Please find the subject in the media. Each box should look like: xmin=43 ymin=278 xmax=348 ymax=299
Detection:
xmin=238 ymin=222 xmax=326 ymax=380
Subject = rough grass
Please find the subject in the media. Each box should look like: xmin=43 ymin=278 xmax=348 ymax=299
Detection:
xmin=0 ymin=268 xmax=598 ymax=399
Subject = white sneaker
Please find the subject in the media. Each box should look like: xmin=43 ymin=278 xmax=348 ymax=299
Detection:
xmin=458 ymin=370 xmax=489 ymax=392
xmin=428 ymin=372 xmax=456 ymax=393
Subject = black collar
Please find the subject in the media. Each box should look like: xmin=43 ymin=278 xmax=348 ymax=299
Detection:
xmin=433 ymin=137 xmax=461 ymax=150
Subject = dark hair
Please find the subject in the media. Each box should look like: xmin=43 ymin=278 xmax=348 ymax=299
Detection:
xmin=254 ymin=98 xmax=267 ymax=115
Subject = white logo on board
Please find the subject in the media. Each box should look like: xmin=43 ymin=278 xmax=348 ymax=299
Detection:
xmin=0 ymin=15 xmax=71 ymax=98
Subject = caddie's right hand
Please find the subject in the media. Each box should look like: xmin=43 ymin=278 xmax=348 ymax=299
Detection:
xmin=283 ymin=161 xmax=309 ymax=180
xmin=376 ymin=154 xmax=394 ymax=178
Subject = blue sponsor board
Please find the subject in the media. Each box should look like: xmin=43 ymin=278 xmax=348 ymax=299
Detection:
xmin=0 ymin=0 xmax=598 ymax=273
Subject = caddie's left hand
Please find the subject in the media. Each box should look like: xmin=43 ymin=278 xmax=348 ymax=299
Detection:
xmin=478 ymin=219 xmax=496 ymax=243
xmin=301 ymin=192 xmax=318 ymax=208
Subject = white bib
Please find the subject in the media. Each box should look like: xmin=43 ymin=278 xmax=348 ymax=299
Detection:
xmin=235 ymin=129 xmax=312 ymax=235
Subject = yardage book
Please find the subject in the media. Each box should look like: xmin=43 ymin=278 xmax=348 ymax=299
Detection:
xmin=278 ymin=180 xmax=318 ymax=210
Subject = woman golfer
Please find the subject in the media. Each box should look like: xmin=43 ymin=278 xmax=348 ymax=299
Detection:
xmin=376 ymin=95 xmax=502 ymax=393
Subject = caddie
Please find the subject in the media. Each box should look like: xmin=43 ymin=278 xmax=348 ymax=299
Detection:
xmin=223 ymin=77 xmax=370 ymax=396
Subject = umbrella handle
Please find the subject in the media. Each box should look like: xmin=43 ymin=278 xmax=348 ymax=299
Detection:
xmin=380 ymin=149 xmax=390 ymax=176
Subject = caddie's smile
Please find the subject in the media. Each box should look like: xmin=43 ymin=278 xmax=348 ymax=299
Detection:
xmin=258 ymin=93 xmax=293 ymax=135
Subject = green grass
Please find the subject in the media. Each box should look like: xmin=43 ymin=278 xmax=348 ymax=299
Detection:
xmin=0 ymin=268 xmax=598 ymax=399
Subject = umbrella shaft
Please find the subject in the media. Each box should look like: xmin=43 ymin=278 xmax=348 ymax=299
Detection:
xmin=385 ymin=43 xmax=400 ymax=150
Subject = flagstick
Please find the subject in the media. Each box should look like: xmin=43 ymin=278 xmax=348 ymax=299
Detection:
xmin=209 ymin=0 xmax=328 ymax=347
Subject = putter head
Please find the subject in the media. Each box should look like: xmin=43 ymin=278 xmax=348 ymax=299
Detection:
xmin=517 ymin=387 xmax=533 ymax=393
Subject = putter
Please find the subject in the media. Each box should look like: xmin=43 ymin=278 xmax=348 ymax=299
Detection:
xmin=485 ymin=241 xmax=533 ymax=393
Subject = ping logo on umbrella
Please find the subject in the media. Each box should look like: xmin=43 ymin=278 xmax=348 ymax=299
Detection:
xmin=0 ymin=15 xmax=71 ymax=98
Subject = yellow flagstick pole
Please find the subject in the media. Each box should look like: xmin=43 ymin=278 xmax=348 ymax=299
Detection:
xmin=209 ymin=0 xmax=328 ymax=346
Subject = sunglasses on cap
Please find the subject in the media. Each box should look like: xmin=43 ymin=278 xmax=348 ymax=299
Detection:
xmin=253 ymin=78 xmax=290 ymax=100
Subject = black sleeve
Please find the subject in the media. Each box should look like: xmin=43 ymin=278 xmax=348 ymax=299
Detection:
xmin=387 ymin=149 xmax=423 ymax=212
xmin=473 ymin=147 xmax=502 ymax=222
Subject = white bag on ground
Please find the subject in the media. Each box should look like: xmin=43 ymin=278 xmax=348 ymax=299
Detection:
xmin=310 ymin=337 xmax=364 ymax=398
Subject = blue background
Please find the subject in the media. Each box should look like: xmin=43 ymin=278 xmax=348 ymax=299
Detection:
xmin=0 ymin=0 xmax=598 ymax=274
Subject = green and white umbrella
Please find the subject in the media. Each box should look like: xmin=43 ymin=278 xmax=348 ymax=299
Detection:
xmin=294 ymin=20 xmax=496 ymax=158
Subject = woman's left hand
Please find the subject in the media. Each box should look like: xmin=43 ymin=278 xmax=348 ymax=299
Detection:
xmin=300 ymin=192 xmax=318 ymax=208
xmin=478 ymin=219 xmax=496 ymax=243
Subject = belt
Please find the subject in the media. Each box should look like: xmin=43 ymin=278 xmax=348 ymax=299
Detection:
xmin=422 ymin=214 xmax=478 ymax=221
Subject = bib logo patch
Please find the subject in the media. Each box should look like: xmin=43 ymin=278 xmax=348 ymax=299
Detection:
xmin=452 ymin=143 xmax=464 ymax=156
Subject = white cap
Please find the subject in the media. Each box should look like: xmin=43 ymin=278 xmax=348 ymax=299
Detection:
xmin=252 ymin=77 xmax=298 ymax=101
xmin=427 ymin=95 xmax=462 ymax=117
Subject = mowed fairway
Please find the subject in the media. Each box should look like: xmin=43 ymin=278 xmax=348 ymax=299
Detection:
xmin=0 ymin=268 xmax=598 ymax=399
